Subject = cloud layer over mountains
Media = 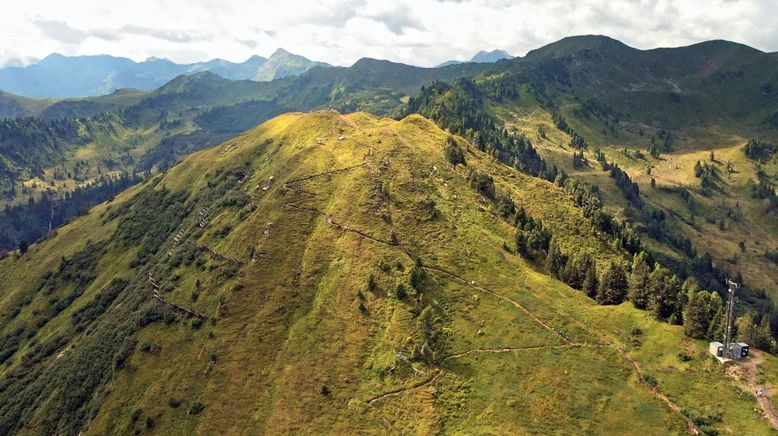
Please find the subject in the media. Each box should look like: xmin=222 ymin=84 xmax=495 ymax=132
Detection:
xmin=2 ymin=0 xmax=777 ymax=68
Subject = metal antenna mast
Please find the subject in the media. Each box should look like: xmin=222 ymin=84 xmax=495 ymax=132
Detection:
xmin=723 ymin=279 xmax=738 ymax=358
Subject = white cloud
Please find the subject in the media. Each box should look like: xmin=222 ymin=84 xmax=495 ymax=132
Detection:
xmin=1 ymin=0 xmax=776 ymax=67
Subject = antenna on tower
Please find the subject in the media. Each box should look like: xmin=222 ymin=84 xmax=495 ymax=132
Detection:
xmin=723 ymin=278 xmax=738 ymax=358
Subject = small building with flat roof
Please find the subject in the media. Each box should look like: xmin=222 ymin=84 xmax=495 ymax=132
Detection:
xmin=709 ymin=341 xmax=723 ymax=357
xmin=709 ymin=341 xmax=749 ymax=361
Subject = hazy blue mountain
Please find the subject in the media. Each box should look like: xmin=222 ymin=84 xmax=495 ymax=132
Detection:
xmin=253 ymin=48 xmax=330 ymax=81
xmin=0 ymin=50 xmax=326 ymax=98
xmin=470 ymin=49 xmax=513 ymax=63
xmin=0 ymin=54 xmax=137 ymax=98
xmin=435 ymin=48 xmax=513 ymax=67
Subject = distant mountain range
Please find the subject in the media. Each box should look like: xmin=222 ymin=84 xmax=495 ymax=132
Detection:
xmin=435 ymin=49 xmax=513 ymax=67
xmin=0 ymin=48 xmax=328 ymax=98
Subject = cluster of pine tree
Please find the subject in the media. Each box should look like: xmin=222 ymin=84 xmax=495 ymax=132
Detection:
xmin=552 ymin=111 xmax=588 ymax=149
xmin=693 ymin=160 xmax=719 ymax=195
xmin=513 ymin=202 xmax=777 ymax=351
xmin=591 ymin=148 xmax=645 ymax=208
xmin=641 ymin=208 xmax=696 ymax=258
xmin=404 ymin=79 xmax=551 ymax=180
xmin=609 ymin=164 xmax=643 ymax=208
xmin=514 ymin=207 xmax=552 ymax=259
xmin=444 ymin=136 xmax=466 ymax=166
xmin=748 ymin=176 xmax=778 ymax=215
xmin=467 ymin=170 xmax=496 ymax=199
xmin=572 ymin=150 xmax=586 ymax=168
xmin=743 ymin=139 xmax=778 ymax=161
xmin=0 ymin=117 xmax=85 ymax=184
xmin=752 ymin=179 xmax=776 ymax=200
xmin=479 ymin=73 xmax=521 ymax=102
xmin=554 ymin=172 xmax=644 ymax=255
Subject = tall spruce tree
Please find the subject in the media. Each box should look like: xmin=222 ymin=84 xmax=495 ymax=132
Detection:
xmin=582 ymin=257 xmax=598 ymax=298
xmin=628 ymin=252 xmax=651 ymax=309
xmin=683 ymin=290 xmax=711 ymax=338
xmin=544 ymin=238 xmax=564 ymax=278
xmin=562 ymin=254 xmax=586 ymax=290
xmin=708 ymin=305 xmax=726 ymax=341
xmin=648 ymin=265 xmax=682 ymax=322
xmin=596 ymin=262 xmax=628 ymax=305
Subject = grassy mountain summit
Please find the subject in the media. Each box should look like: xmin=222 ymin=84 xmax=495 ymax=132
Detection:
xmin=0 ymin=110 xmax=774 ymax=434
xmin=524 ymin=34 xmax=635 ymax=59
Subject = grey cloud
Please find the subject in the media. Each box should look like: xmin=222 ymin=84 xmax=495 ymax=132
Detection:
xmin=30 ymin=17 xmax=211 ymax=46
xmin=299 ymin=0 xmax=366 ymax=27
xmin=238 ymin=39 xmax=260 ymax=49
xmin=91 ymin=25 xmax=209 ymax=44
xmin=90 ymin=29 xmax=122 ymax=41
xmin=31 ymin=18 xmax=88 ymax=44
xmin=120 ymin=25 xmax=202 ymax=43
xmin=369 ymin=4 xmax=425 ymax=35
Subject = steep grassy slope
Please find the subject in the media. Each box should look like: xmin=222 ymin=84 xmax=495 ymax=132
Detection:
xmin=0 ymin=111 xmax=773 ymax=434
xmin=398 ymin=37 xmax=778 ymax=317
xmin=0 ymin=60 xmax=492 ymax=250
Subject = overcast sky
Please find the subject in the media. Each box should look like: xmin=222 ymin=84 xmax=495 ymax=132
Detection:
xmin=2 ymin=0 xmax=777 ymax=68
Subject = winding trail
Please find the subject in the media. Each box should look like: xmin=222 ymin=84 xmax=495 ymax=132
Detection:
xmin=285 ymin=203 xmax=398 ymax=247
xmin=738 ymin=351 xmax=778 ymax=430
xmin=199 ymin=244 xmax=246 ymax=266
xmin=423 ymin=265 xmax=573 ymax=345
xmin=444 ymin=344 xmax=598 ymax=360
xmin=519 ymin=279 xmax=702 ymax=434
xmin=424 ymin=266 xmax=700 ymax=434
xmin=365 ymin=370 xmax=443 ymax=405
xmin=285 ymin=162 xmax=366 ymax=185
xmin=152 ymin=292 xmax=208 ymax=320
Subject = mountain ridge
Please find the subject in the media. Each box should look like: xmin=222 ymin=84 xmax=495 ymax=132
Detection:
xmin=435 ymin=48 xmax=514 ymax=67
xmin=0 ymin=49 xmax=326 ymax=98
xmin=1 ymin=109 xmax=774 ymax=434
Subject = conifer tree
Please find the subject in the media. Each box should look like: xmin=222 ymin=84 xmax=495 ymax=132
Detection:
xmin=409 ymin=258 xmax=426 ymax=291
xmin=628 ymin=252 xmax=651 ymax=309
xmin=544 ymin=238 xmax=564 ymax=278
xmin=683 ymin=290 xmax=711 ymax=338
xmin=596 ymin=262 xmax=628 ymax=305
xmin=648 ymin=266 xmax=682 ymax=321
xmin=562 ymin=254 xmax=585 ymax=290
xmin=582 ymin=257 xmax=598 ymax=298
xmin=708 ymin=305 xmax=726 ymax=341
xmin=515 ymin=231 xmax=528 ymax=257
xmin=445 ymin=136 xmax=466 ymax=166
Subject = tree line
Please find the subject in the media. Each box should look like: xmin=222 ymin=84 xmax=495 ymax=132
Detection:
xmin=410 ymin=79 xmax=778 ymax=350
xmin=0 ymin=117 xmax=85 ymax=185
xmin=512 ymin=203 xmax=777 ymax=352
xmin=0 ymin=172 xmax=142 ymax=251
